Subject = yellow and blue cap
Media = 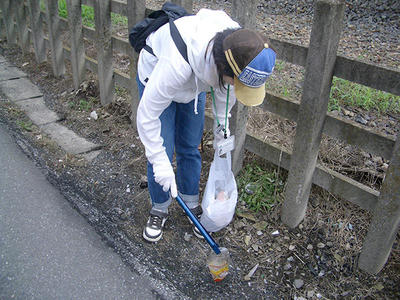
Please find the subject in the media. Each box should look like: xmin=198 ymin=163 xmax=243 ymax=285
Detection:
xmin=223 ymin=29 xmax=276 ymax=106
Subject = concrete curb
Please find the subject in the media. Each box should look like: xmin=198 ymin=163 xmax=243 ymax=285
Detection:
xmin=0 ymin=55 xmax=101 ymax=161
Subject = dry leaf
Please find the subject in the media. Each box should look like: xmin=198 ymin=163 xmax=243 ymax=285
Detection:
xmin=236 ymin=211 xmax=257 ymax=222
xmin=234 ymin=220 xmax=246 ymax=229
xmin=244 ymin=235 xmax=251 ymax=246
xmin=333 ymin=253 xmax=343 ymax=264
xmin=253 ymin=221 xmax=267 ymax=231
xmin=373 ymin=283 xmax=384 ymax=291
xmin=244 ymin=263 xmax=259 ymax=281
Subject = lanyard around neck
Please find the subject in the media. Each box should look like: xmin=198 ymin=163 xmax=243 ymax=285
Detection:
xmin=210 ymin=85 xmax=230 ymax=138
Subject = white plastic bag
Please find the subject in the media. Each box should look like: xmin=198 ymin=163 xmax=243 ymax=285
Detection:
xmin=200 ymin=151 xmax=238 ymax=232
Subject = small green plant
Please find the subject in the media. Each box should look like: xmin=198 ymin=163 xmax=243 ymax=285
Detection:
xmin=58 ymin=0 xmax=68 ymax=18
xmin=111 ymin=13 xmax=128 ymax=26
xmin=81 ymin=5 xmax=95 ymax=27
xmin=69 ymin=96 xmax=97 ymax=112
xmin=281 ymin=86 xmax=292 ymax=98
xmin=329 ymin=77 xmax=400 ymax=114
xmin=328 ymin=93 xmax=340 ymax=112
xmin=237 ymin=163 xmax=284 ymax=212
xmin=68 ymin=101 xmax=76 ymax=109
xmin=274 ymin=60 xmax=285 ymax=73
xmin=78 ymin=98 xmax=91 ymax=111
xmin=115 ymin=85 xmax=128 ymax=97
xmin=17 ymin=120 xmax=33 ymax=132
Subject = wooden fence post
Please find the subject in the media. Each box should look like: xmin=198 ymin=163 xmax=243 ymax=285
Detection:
xmin=358 ymin=133 xmax=400 ymax=274
xmin=28 ymin=0 xmax=47 ymax=63
xmin=2 ymin=0 xmax=17 ymax=44
xmin=230 ymin=0 xmax=257 ymax=175
xmin=94 ymin=0 xmax=114 ymax=106
xmin=0 ymin=8 xmax=4 ymax=40
xmin=231 ymin=0 xmax=257 ymax=29
xmin=0 ymin=1 xmax=5 ymax=40
xmin=281 ymin=0 xmax=345 ymax=228
xmin=16 ymin=0 xmax=30 ymax=53
xmin=127 ymin=0 xmax=145 ymax=126
xmin=45 ymin=0 xmax=65 ymax=77
xmin=66 ymin=0 xmax=86 ymax=90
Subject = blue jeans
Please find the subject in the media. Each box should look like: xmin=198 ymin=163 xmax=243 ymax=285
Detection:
xmin=136 ymin=76 xmax=206 ymax=212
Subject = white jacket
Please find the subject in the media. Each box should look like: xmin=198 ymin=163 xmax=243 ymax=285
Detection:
xmin=136 ymin=9 xmax=240 ymax=168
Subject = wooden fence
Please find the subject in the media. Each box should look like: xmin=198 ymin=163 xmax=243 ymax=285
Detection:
xmin=1 ymin=0 xmax=399 ymax=274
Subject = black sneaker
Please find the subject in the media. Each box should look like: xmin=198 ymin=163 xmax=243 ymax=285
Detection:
xmin=187 ymin=206 xmax=204 ymax=239
xmin=143 ymin=211 xmax=168 ymax=242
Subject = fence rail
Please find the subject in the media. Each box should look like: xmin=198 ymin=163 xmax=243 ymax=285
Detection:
xmin=270 ymin=38 xmax=400 ymax=97
xmin=1 ymin=0 xmax=399 ymax=275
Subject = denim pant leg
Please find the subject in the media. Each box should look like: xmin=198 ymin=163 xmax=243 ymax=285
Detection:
xmin=136 ymin=76 xmax=175 ymax=212
xmin=175 ymin=92 xmax=206 ymax=209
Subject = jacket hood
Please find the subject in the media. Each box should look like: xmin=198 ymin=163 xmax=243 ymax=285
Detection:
xmin=184 ymin=9 xmax=240 ymax=89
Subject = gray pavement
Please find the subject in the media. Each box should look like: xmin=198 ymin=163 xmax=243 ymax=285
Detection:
xmin=0 ymin=55 xmax=101 ymax=160
xmin=0 ymin=124 xmax=157 ymax=300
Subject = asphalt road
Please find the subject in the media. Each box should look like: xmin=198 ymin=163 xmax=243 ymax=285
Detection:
xmin=0 ymin=124 xmax=158 ymax=300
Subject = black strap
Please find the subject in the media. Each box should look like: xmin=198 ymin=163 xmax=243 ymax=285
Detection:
xmin=169 ymin=18 xmax=189 ymax=64
xmin=143 ymin=45 xmax=154 ymax=56
xmin=142 ymin=17 xmax=189 ymax=65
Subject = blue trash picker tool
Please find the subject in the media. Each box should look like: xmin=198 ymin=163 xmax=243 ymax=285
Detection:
xmin=175 ymin=194 xmax=230 ymax=281
xmin=175 ymin=194 xmax=221 ymax=254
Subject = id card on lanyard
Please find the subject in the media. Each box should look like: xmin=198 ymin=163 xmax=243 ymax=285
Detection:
xmin=210 ymin=85 xmax=235 ymax=156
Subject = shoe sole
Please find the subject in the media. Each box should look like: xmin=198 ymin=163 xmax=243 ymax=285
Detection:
xmin=143 ymin=229 xmax=162 ymax=242
xmin=142 ymin=217 xmax=167 ymax=243
xmin=193 ymin=227 xmax=204 ymax=239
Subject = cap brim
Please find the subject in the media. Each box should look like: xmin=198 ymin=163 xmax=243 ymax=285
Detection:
xmin=233 ymin=76 xmax=265 ymax=106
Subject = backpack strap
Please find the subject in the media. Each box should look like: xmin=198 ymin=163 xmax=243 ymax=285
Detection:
xmin=143 ymin=45 xmax=155 ymax=56
xmin=142 ymin=18 xmax=189 ymax=65
xmin=168 ymin=18 xmax=189 ymax=64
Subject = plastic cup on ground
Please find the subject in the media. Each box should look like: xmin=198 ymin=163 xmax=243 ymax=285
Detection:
xmin=206 ymin=247 xmax=230 ymax=282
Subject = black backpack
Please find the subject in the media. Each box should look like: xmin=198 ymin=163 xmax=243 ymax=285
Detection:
xmin=129 ymin=2 xmax=191 ymax=63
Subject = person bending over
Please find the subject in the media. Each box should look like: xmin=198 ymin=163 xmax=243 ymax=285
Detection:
xmin=136 ymin=8 xmax=276 ymax=242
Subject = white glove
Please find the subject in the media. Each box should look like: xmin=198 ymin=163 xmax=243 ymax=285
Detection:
xmin=153 ymin=161 xmax=178 ymax=198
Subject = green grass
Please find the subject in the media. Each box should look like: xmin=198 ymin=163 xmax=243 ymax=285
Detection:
xmin=329 ymin=77 xmax=400 ymax=114
xmin=274 ymin=60 xmax=285 ymax=73
xmin=111 ymin=12 xmax=128 ymax=27
xmin=237 ymin=163 xmax=284 ymax=212
xmin=17 ymin=120 xmax=33 ymax=132
xmin=78 ymin=98 xmax=91 ymax=111
xmin=68 ymin=97 xmax=96 ymax=112
xmin=58 ymin=0 xmax=67 ymax=18
xmin=81 ymin=4 xmax=95 ymax=28
xmin=115 ymin=85 xmax=129 ymax=97
xmin=41 ymin=0 xmax=127 ymax=28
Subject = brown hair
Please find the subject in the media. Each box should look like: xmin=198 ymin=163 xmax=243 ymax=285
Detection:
xmin=205 ymin=28 xmax=240 ymax=89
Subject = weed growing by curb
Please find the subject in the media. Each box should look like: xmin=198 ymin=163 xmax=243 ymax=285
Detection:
xmin=17 ymin=120 xmax=33 ymax=132
xmin=237 ymin=163 xmax=284 ymax=212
